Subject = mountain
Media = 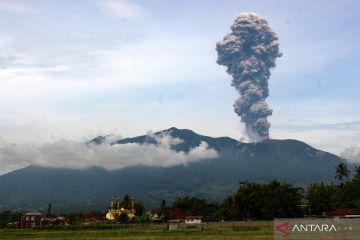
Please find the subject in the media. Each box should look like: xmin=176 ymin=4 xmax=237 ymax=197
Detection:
xmin=0 ymin=127 xmax=348 ymax=212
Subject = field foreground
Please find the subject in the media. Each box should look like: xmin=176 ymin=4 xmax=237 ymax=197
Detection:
xmin=0 ymin=221 xmax=273 ymax=240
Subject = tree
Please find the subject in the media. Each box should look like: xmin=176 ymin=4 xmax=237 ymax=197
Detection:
xmin=64 ymin=212 xmax=84 ymax=225
xmin=217 ymin=196 xmax=237 ymax=220
xmin=159 ymin=199 xmax=169 ymax=220
xmin=46 ymin=203 xmax=53 ymax=217
xmin=335 ymin=162 xmax=350 ymax=183
xmin=171 ymin=196 xmax=217 ymax=217
xmin=355 ymin=166 xmax=360 ymax=179
xmin=233 ymin=180 xmax=303 ymax=220
xmin=0 ymin=211 xmax=21 ymax=229
xmin=306 ymin=183 xmax=336 ymax=215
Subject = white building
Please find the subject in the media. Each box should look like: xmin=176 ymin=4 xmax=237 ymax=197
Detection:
xmin=185 ymin=216 xmax=202 ymax=224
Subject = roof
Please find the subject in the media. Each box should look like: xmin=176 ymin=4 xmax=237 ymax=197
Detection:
xmin=23 ymin=212 xmax=42 ymax=216
xmin=168 ymin=219 xmax=181 ymax=223
xmin=185 ymin=216 xmax=202 ymax=219
xmin=326 ymin=208 xmax=360 ymax=216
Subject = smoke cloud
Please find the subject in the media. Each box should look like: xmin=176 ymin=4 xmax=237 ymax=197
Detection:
xmin=341 ymin=146 xmax=360 ymax=164
xmin=0 ymin=132 xmax=218 ymax=175
xmin=216 ymin=13 xmax=281 ymax=141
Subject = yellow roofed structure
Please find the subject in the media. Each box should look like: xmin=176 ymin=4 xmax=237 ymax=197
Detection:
xmin=105 ymin=197 xmax=136 ymax=221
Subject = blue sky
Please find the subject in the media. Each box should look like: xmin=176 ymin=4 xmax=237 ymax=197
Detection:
xmin=0 ymin=0 xmax=359 ymax=156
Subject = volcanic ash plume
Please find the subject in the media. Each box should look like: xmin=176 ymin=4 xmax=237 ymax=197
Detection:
xmin=216 ymin=13 xmax=281 ymax=141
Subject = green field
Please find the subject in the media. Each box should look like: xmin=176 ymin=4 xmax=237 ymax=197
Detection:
xmin=0 ymin=221 xmax=273 ymax=240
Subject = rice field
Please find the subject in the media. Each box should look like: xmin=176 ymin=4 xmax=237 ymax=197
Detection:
xmin=0 ymin=221 xmax=273 ymax=240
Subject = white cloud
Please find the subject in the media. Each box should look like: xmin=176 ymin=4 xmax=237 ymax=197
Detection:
xmin=0 ymin=0 xmax=358 ymax=161
xmin=271 ymin=120 xmax=360 ymax=155
xmin=0 ymin=1 xmax=40 ymax=14
xmin=0 ymin=132 xmax=218 ymax=175
xmin=341 ymin=147 xmax=360 ymax=164
xmin=0 ymin=33 xmax=219 ymax=112
xmin=98 ymin=0 xmax=144 ymax=19
xmin=0 ymin=65 xmax=68 ymax=79
xmin=101 ymin=37 xmax=218 ymax=88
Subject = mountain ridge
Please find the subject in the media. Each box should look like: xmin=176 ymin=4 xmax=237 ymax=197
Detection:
xmin=0 ymin=127 xmax=348 ymax=212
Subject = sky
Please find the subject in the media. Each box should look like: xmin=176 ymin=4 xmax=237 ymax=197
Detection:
xmin=0 ymin=0 xmax=359 ymax=173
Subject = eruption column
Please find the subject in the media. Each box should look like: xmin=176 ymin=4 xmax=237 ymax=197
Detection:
xmin=216 ymin=13 xmax=281 ymax=141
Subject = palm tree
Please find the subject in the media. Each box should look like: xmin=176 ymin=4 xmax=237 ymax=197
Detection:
xmin=355 ymin=166 xmax=360 ymax=178
xmin=352 ymin=165 xmax=360 ymax=181
xmin=335 ymin=162 xmax=350 ymax=183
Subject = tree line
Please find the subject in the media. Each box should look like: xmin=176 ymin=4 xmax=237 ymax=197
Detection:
xmin=307 ymin=164 xmax=360 ymax=215
xmin=1 ymin=162 xmax=359 ymax=226
xmin=157 ymin=163 xmax=360 ymax=221
xmin=157 ymin=180 xmax=303 ymax=221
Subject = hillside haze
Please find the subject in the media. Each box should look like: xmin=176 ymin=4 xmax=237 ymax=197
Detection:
xmin=0 ymin=127 xmax=345 ymax=212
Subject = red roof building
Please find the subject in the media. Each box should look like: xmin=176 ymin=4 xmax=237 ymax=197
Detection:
xmin=325 ymin=208 xmax=360 ymax=218
xmin=21 ymin=212 xmax=42 ymax=228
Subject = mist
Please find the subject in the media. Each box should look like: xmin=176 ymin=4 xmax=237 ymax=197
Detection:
xmin=341 ymin=146 xmax=360 ymax=164
xmin=0 ymin=131 xmax=218 ymax=175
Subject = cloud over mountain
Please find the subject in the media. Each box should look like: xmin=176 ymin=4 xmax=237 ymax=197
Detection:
xmin=0 ymin=131 xmax=218 ymax=174
xmin=341 ymin=146 xmax=360 ymax=164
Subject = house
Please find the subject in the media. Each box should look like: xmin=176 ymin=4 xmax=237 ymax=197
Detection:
xmin=149 ymin=211 xmax=163 ymax=222
xmin=173 ymin=208 xmax=186 ymax=220
xmin=185 ymin=216 xmax=202 ymax=224
xmin=21 ymin=212 xmax=42 ymax=228
xmin=41 ymin=216 xmax=68 ymax=225
xmin=168 ymin=219 xmax=181 ymax=230
xmin=325 ymin=208 xmax=360 ymax=219
xmin=84 ymin=213 xmax=107 ymax=223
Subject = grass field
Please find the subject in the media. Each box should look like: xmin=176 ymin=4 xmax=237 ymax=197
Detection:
xmin=0 ymin=221 xmax=273 ymax=240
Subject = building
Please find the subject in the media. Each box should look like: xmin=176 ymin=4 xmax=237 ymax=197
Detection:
xmin=173 ymin=208 xmax=186 ymax=220
xmin=149 ymin=211 xmax=163 ymax=222
xmin=185 ymin=216 xmax=202 ymax=224
xmin=168 ymin=219 xmax=181 ymax=230
xmin=41 ymin=216 xmax=68 ymax=226
xmin=83 ymin=213 xmax=107 ymax=223
xmin=325 ymin=208 xmax=360 ymax=219
xmin=21 ymin=212 xmax=42 ymax=228
xmin=105 ymin=198 xmax=136 ymax=221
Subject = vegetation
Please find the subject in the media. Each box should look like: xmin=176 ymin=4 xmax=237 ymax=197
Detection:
xmin=1 ymin=162 xmax=360 ymax=240
xmin=0 ymin=129 xmax=345 ymax=213
xmin=232 ymin=181 xmax=303 ymax=219
xmin=0 ymin=211 xmax=21 ymax=229
xmin=335 ymin=162 xmax=350 ymax=183
xmin=306 ymin=163 xmax=360 ymax=214
xmin=171 ymin=196 xmax=219 ymax=218
xmin=306 ymin=182 xmax=335 ymax=214
xmin=0 ymin=221 xmax=273 ymax=239
xmin=159 ymin=180 xmax=303 ymax=221
xmin=155 ymin=163 xmax=360 ymax=220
